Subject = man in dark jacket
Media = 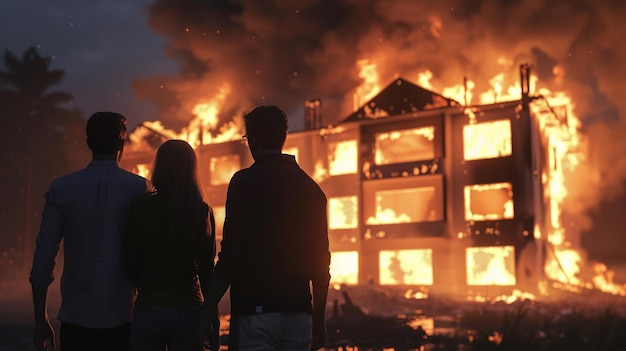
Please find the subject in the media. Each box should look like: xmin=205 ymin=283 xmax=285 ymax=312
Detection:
xmin=208 ymin=105 xmax=331 ymax=351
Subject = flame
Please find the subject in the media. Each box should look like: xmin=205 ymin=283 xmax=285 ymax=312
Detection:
xmin=367 ymin=187 xmax=436 ymax=225
xmin=404 ymin=288 xmax=429 ymax=300
xmin=428 ymin=66 xmax=624 ymax=295
xmin=375 ymin=127 xmax=435 ymax=165
xmin=436 ymin=66 xmax=583 ymax=291
xmin=127 ymin=57 xmax=625 ymax=297
xmin=463 ymin=119 xmax=512 ymax=161
xmin=312 ymin=159 xmax=329 ymax=184
xmin=132 ymin=163 xmax=151 ymax=179
xmin=466 ymin=246 xmax=516 ymax=286
xmin=592 ymin=263 xmax=626 ymax=296
xmin=328 ymin=196 xmax=358 ymax=230
xmin=467 ymin=289 xmax=536 ymax=304
xmin=130 ymin=83 xmax=241 ymax=151
xmin=464 ymin=183 xmax=514 ymax=221
xmin=328 ymin=140 xmax=358 ymax=175
xmin=417 ymin=70 xmax=434 ymax=90
xmin=379 ymin=249 xmax=433 ymax=285
xmin=353 ymin=59 xmax=381 ymax=110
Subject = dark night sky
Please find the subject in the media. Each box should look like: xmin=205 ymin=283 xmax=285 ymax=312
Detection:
xmin=0 ymin=0 xmax=176 ymax=127
xmin=2 ymin=0 xmax=626 ymax=273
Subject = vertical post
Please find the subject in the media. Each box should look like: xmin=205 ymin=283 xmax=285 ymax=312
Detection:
xmin=463 ymin=76 xmax=468 ymax=107
xmin=304 ymin=98 xmax=322 ymax=130
xmin=520 ymin=63 xmax=531 ymax=105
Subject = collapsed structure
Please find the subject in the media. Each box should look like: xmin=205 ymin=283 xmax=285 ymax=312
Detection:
xmin=122 ymin=64 xmax=585 ymax=298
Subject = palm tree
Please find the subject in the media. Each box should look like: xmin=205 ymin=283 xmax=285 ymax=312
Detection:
xmin=0 ymin=46 xmax=87 ymax=271
xmin=0 ymin=46 xmax=74 ymax=119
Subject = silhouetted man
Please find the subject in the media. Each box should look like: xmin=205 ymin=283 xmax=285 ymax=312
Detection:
xmin=30 ymin=112 xmax=150 ymax=351
xmin=207 ymin=105 xmax=331 ymax=350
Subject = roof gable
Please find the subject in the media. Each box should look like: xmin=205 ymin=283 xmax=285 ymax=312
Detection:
xmin=342 ymin=78 xmax=460 ymax=122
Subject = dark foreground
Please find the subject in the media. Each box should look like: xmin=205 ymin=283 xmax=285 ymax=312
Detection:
xmin=3 ymin=281 xmax=626 ymax=351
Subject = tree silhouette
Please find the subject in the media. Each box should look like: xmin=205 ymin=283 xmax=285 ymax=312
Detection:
xmin=0 ymin=47 xmax=74 ymax=118
xmin=0 ymin=46 xmax=88 ymax=278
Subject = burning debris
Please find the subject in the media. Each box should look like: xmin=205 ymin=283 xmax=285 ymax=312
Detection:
xmin=320 ymin=285 xmax=626 ymax=351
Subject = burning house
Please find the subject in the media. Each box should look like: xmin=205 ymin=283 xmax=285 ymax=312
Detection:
xmin=122 ymin=64 xmax=617 ymax=300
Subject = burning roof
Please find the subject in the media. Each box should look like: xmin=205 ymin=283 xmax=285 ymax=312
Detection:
xmin=343 ymin=78 xmax=460 ymax=122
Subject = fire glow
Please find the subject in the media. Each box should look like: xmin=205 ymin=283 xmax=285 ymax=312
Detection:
xmin=125 ymin=56 xmax=626 ymax=298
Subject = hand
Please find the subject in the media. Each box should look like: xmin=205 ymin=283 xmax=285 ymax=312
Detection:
xmin=208 ymin=311 xmax=220 ymax=351
xmin=33 ymin=319 xmax=55 ymax=350
xmin=311 ymin=319 xmax=326 ymax=351
xmin=200 ymin=307 xmax=220 ymax=351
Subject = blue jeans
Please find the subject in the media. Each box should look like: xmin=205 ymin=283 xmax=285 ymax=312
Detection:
xmin=129 ymin=305 xmax=203 ymax=351
xmin=230 ymin=312 xmax=311 ymax=351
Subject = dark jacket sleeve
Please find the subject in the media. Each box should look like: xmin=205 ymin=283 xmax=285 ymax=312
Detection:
xmin=311 ymin=191 xmax=331 ymax=288
xmin=214 ymin=172 xmax=248 ymax=284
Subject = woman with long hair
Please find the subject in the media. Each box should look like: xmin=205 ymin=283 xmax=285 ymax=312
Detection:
xmin=125 ymin=139 xmax=219 ymax=351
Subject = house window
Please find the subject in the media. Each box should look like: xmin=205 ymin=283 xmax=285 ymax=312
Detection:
xmin=463 ymin=119 xmax=512 ymax=160
xmin=366 ymin=187 xmax=437 ymax=224
xmin=375 ymin=126 xmax=435 ymax=165
xmin=329 ymin=140 xmax=358 ymax=175
xmin=464 ymin=182 xmax=514 ymax=221
xmin=466 ymin=246 xmax=516 ymax=286
xmin=379 ymin=249 xmax=433 ymax=285
xmin=330 ymin=251 xmax=358 ymax=285
xmin=328 ymin=196 xmax=358 ymax=229
xmin=363 ymin=175 xmax=444 ymax=225
xmin=209 ymin=154 xmax=240 ymax=186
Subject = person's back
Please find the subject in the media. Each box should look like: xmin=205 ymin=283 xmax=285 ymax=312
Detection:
xmin=30 ymin=112 xmax=150 ymax=351
xmin=45 ymin=162 xmax=148 ymax=322
xmin=126 ymin=192 xmax=211 ymax=306
xmin=125 ymin=139 xmax=217 ymax=351
xmin=209 ymin=105 xmax=331 ymax=351
xmin=226 ymin=153 xmax=327 ymax=315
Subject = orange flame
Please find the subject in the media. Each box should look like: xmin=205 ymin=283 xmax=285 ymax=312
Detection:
xmin=129 ymin=83 xmax=241 ymax=151
xmin=353 ymin=59 xmax=381 ymax=110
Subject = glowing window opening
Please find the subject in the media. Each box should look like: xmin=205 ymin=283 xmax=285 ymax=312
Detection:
xmin=375 ymin=126 xmax=435 ymax=165
xmin=367 ymin=187 xmax=437 ymax=224
xmin=466 ymin=246 xmax=516 ymax=286
xmin=464 ymin=182 xmax=514 ymax=221
xmin=330 ymin=251 xmax=358 ymax=285
xmin=328 ymin=196 xmax=358 ymax=229
xmin=329 ymin=140 xmax=358 ymax=175
xmin=379 ymin=249 xmax=433 ymax=285
xmin=463 ymin=119 xmax=512 ymax=161
xmin=209 ymin=154 xmax=240 ymax=186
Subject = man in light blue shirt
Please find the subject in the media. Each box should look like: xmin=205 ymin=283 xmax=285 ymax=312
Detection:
xmin=30 ymin=112 xmax=150 ymax=351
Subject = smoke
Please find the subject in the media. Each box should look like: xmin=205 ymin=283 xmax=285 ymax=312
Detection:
xmin=133 ymin=0 xmax=626 ymax=231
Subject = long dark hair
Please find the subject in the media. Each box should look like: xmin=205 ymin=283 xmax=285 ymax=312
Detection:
xmin=151 ymin=139 xmax=209 ymax=240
